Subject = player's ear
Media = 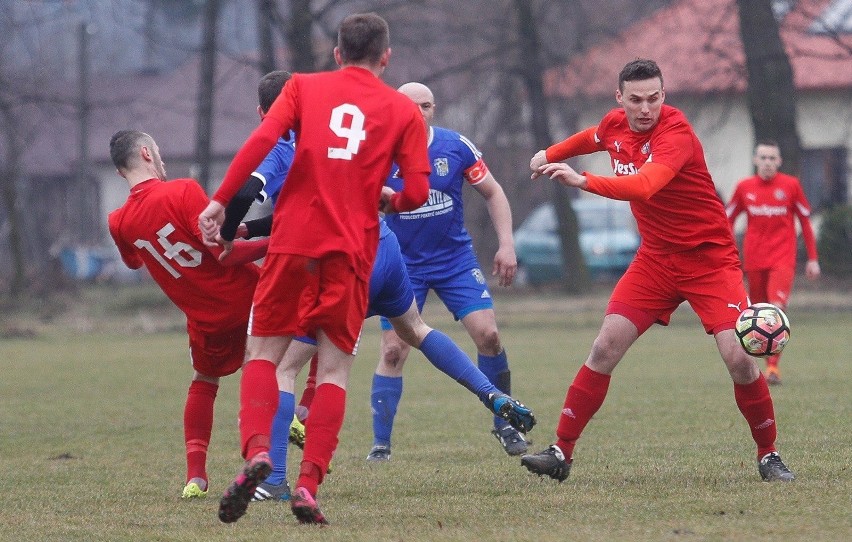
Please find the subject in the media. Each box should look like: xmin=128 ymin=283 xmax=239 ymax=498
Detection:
xmin=333 ymin=47 xmax=342 ymax=66
xmin=380 ymin=47 xmax=392 ymax=67
xmin=615 ymin=89 xmax=623 ymax=105
xmin=660 ymin=88 xmax=665 ymax=102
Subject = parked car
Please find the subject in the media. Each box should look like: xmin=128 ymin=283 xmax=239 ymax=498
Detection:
xmin=514 ymin=198 xmax=640 ymax=285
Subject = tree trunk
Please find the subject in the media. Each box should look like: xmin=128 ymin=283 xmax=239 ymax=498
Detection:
xmin=256 ymin=0 xmax=277 ymax=75
xmin=195 ymin=0 xmax=220 ymax=192
xmin=513 ymin=0 xmax=589 ymax=293
xmin=0 ymin=102 xmax=27 ymax=299
xmin=288 ymin=0 xmax=316 ymax=73
xmin=736 ymin=0 xmax=801 ymax=176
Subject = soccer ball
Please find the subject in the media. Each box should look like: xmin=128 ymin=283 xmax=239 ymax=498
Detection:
xmin=734 ymin=303 xmax=791 ymax=357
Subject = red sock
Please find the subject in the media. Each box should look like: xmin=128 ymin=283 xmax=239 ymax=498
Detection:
xmin=766 ymin=353 xmax=780 ymax=372
xmin=184 ymin=380 xmax=218 ymax=484
xmin=734 ymin=373 xmax=777 ymax=458
xmin=555 ymin=365 xmax=611 ymax=459
xmin=296 ymin=383 xmax=346 ymax=495
xmin=299 ymin=354 xmax=319 ymax=411
xmin=239 ymin=359 xmax=279 ymax=459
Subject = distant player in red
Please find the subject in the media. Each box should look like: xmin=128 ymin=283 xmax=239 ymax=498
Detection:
xmin=522 ymin=59 xmax=794 ymax=483
xmin=726 ymin=140 xmax=820 ymax=385
xmin=107 ymin=130 xmax=268 ymax=500
xmin=199 ymin=13 xmax=430 ymax=525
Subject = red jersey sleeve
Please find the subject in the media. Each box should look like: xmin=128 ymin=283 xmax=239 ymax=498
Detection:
xmin=725 ymin=183 xmax=747 ymax=227
xmin=791 ymin=182 xmax=819 ymax=261
xmin=389 ymin=108 xmax=430 ymax=212
xmin=108 ymin=213 xmax=143 ymax=270
xmin=584 ymin=162 xmax=676 ymax=201
xmin=545 ymin=127 xmax=600 ymax=162
xmin=212 ymin=80 xmax=297 ymax=206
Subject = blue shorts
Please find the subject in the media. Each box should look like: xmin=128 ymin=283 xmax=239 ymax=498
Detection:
xmin=380 ymin=246 xmax=493 ymax=330
xmin=367 ymin=229 xmax=416 ymax=320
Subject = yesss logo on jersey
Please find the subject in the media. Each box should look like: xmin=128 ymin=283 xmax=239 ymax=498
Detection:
xmin=612 ymin=159 xmax=639 ymax=175
xmin=747 ymin=204 xmax=788 ymax=217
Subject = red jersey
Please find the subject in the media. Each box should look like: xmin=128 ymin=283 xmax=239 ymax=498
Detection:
xmin=590 ymin=105 xmax=735 ymax=254
xmin=726 ymin=172 xmax=817 ymax=271
xmin=213 ymin=66 xmax=431 ymax=281
xmin=108 ymin=179 xmax=258 ymax=332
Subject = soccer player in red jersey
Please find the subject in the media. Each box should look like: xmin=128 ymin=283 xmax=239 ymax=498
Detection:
xmin=107 ymin=130 xmax=268 ymax=500
xmin=199 ymin=13 xmax=430 ymax=525
xmin=726 ymin=140 xmax=820 ymax=385
xmin=521 ymin=59 xmax=795 ymax=483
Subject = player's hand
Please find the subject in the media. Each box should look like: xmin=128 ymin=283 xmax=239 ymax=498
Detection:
xmin=538 ymin=162 xmax=587 ymax=189
xmin=805 ymin=259 xmax=821 ymax=280
xmin=217 ymin=236 xmax=234 ymax=262
xmin=493 ymin=245 xmax=518 ymax=287
xmin=199 ymin=201 xmax=226 ymax=246
xmin=236 ymin=223 xmax=249 ymax=239
xmin=379 ymin=186 xmax=397 ymax=214
xmin=529 ymin=149 xmax=548 ymax=180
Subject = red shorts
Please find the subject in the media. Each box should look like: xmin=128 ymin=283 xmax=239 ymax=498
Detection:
xmin=607 ymin=243 xmax=749 ymax=336
xmin=745 ymin=267 xmax=795 ymax=308
xmin=249 ymin=253 xmax=368 ymax=354
xmin=187 ymin=322 xmax=247 ymax=377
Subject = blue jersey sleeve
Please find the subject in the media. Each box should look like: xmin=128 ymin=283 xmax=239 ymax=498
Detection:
xmin=253 ymin=133 xmax=296 ymax=204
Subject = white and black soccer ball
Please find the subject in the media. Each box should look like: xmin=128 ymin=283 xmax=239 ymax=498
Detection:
xmin=734 ymin=303 xmax=791 ymax=357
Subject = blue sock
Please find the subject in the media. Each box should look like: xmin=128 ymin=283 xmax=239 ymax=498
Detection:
xmin=265 ymin=390 xmax=295 ymax=485
xmin=478 ymin=351 xmax=511 ymax=428
xmin=419 ymin=330 xmax=496 ymax=403
xmin=371 ymin=374 xmax=402 ymax=447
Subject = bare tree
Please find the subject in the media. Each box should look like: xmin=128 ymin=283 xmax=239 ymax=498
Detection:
xmin=513 ymin=0 xmax=589 ymax=292
xmin=737 ymin=0 xmax=801 ymax=175
xmin=195 ymin=0 xmax=221 ymax=192
xmin=0 ymin=95 xmax=26 ymax=299
xmin=257 ymin=0 xmax=278 ymax=74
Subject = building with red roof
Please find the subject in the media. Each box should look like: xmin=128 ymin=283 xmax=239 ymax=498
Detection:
xmin=543 ymin=0 xmax=851 ymax=211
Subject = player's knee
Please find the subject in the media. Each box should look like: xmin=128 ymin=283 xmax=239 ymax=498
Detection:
xmin=381 ymin=342 xmax=410 ymax=369
xmin=474 ymin=328 xmax=502 ymax=356
xmin=588 ymin=334 xmax=625 ymax=369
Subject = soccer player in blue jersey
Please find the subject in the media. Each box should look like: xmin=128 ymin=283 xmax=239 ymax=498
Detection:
xmin=372 ymin=82 xmax=524 ymax=459
xmin=216 ymin=71 xmax=536 ymax=501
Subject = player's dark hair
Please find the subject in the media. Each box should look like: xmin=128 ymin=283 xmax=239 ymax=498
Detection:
xmin=110 ymin=129 xmax=150 ymax=170
xmin=337 ymin=12 xmax=389 ymax=64
xmin=258 ymin=70 xmax=292 ymax=114
xmin=618 ymin=58 xmax=664 ymax=91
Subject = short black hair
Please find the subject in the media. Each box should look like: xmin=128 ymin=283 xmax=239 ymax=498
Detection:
xmin=337 ymin=13 xmax=389 ymax=64
xmin=618 ymin=59 xmax=664 ymax=92
xmin=258 ymin=70 xmax=292 ymax=114
xmin=755 ymin=139 xmax=780 ymax=149
xmin=110 ymin=129 xmax=149 ymax=170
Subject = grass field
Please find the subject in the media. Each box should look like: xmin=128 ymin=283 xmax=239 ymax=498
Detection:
xmin=1 ymin=285 xmax=851 ymax=541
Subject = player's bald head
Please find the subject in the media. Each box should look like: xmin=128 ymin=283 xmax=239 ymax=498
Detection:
xmin=397 ymin=82 xmax=434 ymax=104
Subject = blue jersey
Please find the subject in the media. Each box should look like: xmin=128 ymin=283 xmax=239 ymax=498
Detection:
xmin=384 ymin=126 xmax=486 ymax=268
xmin=252 ymin=133 xmax=296 ymax=204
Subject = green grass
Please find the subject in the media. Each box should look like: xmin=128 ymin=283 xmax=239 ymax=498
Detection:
xmin=1 ymin=290 xmax=851 ymax=541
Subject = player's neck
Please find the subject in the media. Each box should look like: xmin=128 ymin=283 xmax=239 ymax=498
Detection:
xmin=341 ymin=62 xmax=384 ymax=78
xmin=125 ymin=171 xmax=161 ymax=190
